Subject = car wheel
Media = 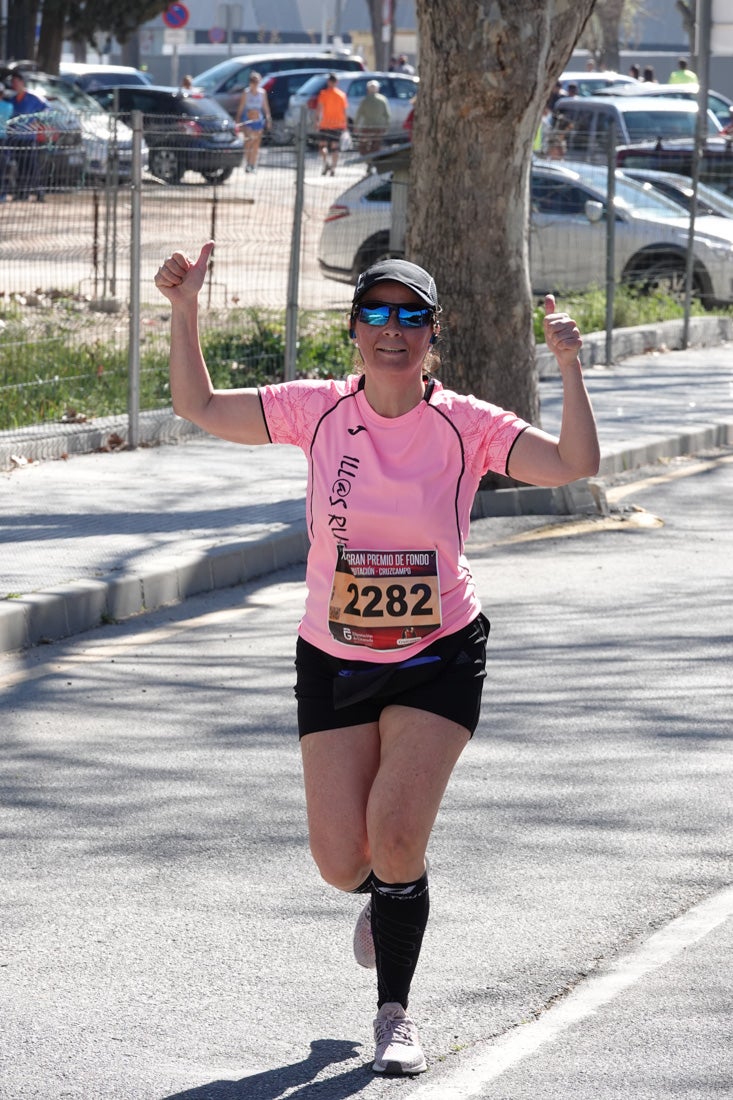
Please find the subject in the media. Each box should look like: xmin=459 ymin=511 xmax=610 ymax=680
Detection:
xmin=268 ymin=121 xmax=294 ymax=146
xmin=626 ymin=253 xmax=707 ymax=304
xmin=354 ymin=232 xmax=404 ymax=277
xmin=201 ymin=166 xmax=234 ymax=184
xmin=149 ymin=148 xmax=183 ymax=184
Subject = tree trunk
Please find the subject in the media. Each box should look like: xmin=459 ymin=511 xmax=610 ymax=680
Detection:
xmin=365 ymin=0 xmax=395 ymax=70
xmin=408 ymin=0 xmax=596 ymax=427
xmin=595 ymin=0 xmax=625 ymax=70
xmin=37 ymin=0 xmax=69 ymax=74
xmin=6 ymin=0 xmax=40 ymax=62
xmin=121 ymin=35 xmax=141 ymax=68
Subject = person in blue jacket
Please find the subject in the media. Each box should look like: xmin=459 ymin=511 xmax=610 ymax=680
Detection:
xmin=7 ymin=69 xmax=48 ymax=201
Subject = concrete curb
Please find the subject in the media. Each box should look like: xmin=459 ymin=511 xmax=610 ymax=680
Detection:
xmin=0 ymin=408 xmax=204 ymax=471
xmin=0 ymin=525 xmax=310 ymax=653
xmin=536 ymin=315 xmax=733 ymax=378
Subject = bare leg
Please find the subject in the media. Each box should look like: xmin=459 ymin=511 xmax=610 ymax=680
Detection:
xmin=300 ymin=722 xmax=380 ymax=890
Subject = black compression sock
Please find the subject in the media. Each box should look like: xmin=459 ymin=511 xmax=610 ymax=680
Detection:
xmin=351 ymin=872 xmax=375 ymax=894
xmin=371 ymin=870 xmax=430 ymax=1009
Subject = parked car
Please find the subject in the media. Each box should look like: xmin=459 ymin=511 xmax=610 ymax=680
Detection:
xmin=285 ymin=71 xmax=419 ymax=144
xmin=614 ymin=138 xmax=733 ymax=198
xmin=559 ymin=70 xmax=639 ymax=96
xmin=596 ymin=81 xmax=733 ymax=129
xmin=258 ymin=68 xmax=336 ymax=145
xmin=23 ymin=71 xmax=146 ymax=181
xmin=528 ymin=161 xmax=733 ymax=304
xmin=552 ymin=95 xmax=722 ymax=164
xmin=59 ymin=63 xmax=153 ymax=92
xmin=3 ymin=85 xmax=85 ymax=190
xmin=620 ymin=168 xmax=733 ymax=218
xmin=191 ymin=52 xmax=366 ymax=117
xmin=89 ymin=85 xmax=244 ymax=184
xmin=318 ymin=161 xmax=733 ymax=307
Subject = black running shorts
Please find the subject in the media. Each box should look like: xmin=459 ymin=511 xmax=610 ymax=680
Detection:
xmin=294 ymin=613 xmax=489 ymax=738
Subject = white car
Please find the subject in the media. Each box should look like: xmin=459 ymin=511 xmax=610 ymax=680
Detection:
xmin=620 ymin=169 xmax=733 ymax=219
xmin=318 ymin=161 xmax=733 ymax=307
xmin=596 ymin=81 xmax=733 ymax=130
xmin=59 ymin=63 xmax=153 ymax=91
xmin=26 ymin=72 xmax=147 ymax=181
xmin=285 ymin=71 xmax=418 ymax=144
xmin=559 ymin=70 xmax=639 ymax=96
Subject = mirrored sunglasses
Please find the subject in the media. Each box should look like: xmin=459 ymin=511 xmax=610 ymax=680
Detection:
xmin=355 ymin=303 xmax=434 ymax=328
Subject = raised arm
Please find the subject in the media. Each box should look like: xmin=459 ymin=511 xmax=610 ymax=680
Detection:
xmin=507 ymin=295 xmax=600 ymax=487
xmin=154 ymin=242 xmax=269 ymax=445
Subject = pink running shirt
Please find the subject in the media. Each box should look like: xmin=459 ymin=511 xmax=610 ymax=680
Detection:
xmin=259 ymin=375 xmax=528 ymax=662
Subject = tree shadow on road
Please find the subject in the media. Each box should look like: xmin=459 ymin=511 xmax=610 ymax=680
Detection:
xmin=162 ymin=1038 xmax=373 ymax=1099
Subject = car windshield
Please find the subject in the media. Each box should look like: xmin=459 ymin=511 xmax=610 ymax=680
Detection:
xmin=295 ymin=74 xmax=330 ymax=96
xmin=35 ymin=79 xmax=107 ymax=116
xmin=639 ymin=176 xmax=733 ymax=218
xmin=191 ymin=59 xmax=241 ymax=91
xmin=623 ymin=108 xmax=720 ymax=141
xmin=557 ymin=165 xmax=695 ymax=220
xmin=613 ymin=174 xmax=695 ymax=218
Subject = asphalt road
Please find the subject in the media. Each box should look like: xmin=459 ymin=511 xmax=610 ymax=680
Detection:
xmin=2 ymin=455 xmax=731 ymax=1099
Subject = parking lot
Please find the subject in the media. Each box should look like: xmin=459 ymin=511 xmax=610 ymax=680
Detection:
xmin=0 ymin=147 xmax=364 ymax=312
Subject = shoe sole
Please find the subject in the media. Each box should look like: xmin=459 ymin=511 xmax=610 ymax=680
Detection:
xmin=373 ymin=1058 xmax=427 ymax=1075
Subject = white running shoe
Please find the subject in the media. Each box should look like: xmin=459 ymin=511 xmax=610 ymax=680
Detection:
xmin=372 ymin=1002 xmax=427 ymax=1075
xmin=353 ymin=899 xmax=376 ymax=968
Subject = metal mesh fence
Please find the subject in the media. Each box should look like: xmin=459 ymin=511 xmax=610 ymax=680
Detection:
xmin=0 ymin=115 xmax=360 ymax=437
xmin=1 ymin=104 xmax=730 ymax=445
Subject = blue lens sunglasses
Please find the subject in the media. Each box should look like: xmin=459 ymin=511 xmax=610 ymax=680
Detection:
xmin=355 ymin=303 xmax=434 ymax=328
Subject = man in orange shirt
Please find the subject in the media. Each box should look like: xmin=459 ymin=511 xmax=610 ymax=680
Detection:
xmin=316 ymin=73 xmax=348 ymax=176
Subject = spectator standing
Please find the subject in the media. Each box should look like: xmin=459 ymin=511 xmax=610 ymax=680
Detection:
xmin=545 ymin=132 xmax=567 ymax=160
xmin=533 ymin=102 xmax=554 ymax=156
xmin=548 ymin=80 xmax=564 ymax=110
xmin=235 ymin=71 xmax=271 ymax=173
xmin=353 ymin=80 xmax=391 ymax=169
xmin=669 ymin=58 xmax=698 ymax=84
xmin=642 ymin=65 xmax=657 ymax=82
xmin=629 ymin=64 xmax=641 ymax=80
xmin=396 ymin=54 xmax=415 ymax=75
xmin=7 ymin=69 xmax=48 ymax=202
xmin=316 ymin=73 xmax=348 ymax=176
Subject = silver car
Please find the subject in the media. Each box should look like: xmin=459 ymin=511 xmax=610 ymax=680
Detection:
xmin=620 ymin=168 xmax=733 ymax=219
xmin=596 ymin=81 xmax=733 ymax=130
xmin=285 ymin=71 xmax=418 ymax=143
xmin=191 ymin=52 xmax=366 ymax=117
xmin=318 ymin=161 xmax=733 ymax=307
xmin=551 ymin=96 xmax=722 ymax=164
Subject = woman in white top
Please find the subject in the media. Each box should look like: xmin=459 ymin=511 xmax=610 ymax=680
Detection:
xmin=235 ymin=71 xmax=271 ymax=172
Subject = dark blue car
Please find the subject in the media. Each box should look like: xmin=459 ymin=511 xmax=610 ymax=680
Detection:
xmin=90 ymin=85 xmax=244 ymax=184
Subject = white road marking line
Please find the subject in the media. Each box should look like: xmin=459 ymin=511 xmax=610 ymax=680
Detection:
xmin=412 ymin=885 xmax=733 ymax=1099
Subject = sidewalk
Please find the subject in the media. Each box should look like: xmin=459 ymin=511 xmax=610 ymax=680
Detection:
xmin=2 ymin=339 xmax=732 ymax=655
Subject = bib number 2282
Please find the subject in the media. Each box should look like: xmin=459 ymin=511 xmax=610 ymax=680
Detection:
xmin=328 ymin=546 xmax=441 ymax=651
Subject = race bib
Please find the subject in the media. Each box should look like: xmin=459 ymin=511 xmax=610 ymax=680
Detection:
xmin=328 ymin=546 xmax=441 ymax=651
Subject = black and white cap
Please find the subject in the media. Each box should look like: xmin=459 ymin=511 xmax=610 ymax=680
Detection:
xmin=352 ymin=258 xmax=439 ymax=310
